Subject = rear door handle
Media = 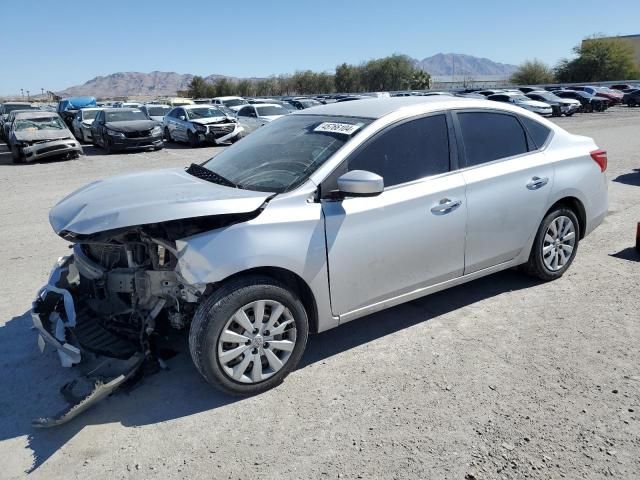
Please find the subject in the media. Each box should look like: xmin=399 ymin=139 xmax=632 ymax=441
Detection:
xmin=431 ymin=198 xmax=462 ymax=215
xmin=526 ymin=176 xmax=549 ymax=190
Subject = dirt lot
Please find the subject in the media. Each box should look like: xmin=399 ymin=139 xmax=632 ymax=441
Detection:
xmin=0 ymin=108 xmax=639 ymax=480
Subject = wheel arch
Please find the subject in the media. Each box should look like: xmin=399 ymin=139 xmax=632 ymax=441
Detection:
xmin=546 ymin=196 xmax=587 ymax=239
xmin=206 ymin=266 xmax=319 ymax=334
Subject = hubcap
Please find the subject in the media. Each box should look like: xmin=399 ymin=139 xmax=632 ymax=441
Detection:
xmin=542 ymin=215 xmax=576 ymax=272
xmin=217 ymin=300 xmax=297 ymax=384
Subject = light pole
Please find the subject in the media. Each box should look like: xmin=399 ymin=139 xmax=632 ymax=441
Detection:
xmin=41 ymin=88 xmax=44 ymax=100
xmin=26 ymin=90 xmax=30 ymax=101
xmin=20 ymin=89 xmax=24 ymax=99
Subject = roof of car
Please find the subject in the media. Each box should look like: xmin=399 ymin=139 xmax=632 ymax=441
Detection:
xmin=101 ymin=108 xmax=142 ymax=112
xmin=13 ymin=111 xmax=61 ymax=119
xmin=295 ymin=96 xmax=488 ymax=119
xmin=213 ymin=96 xmax=244 ymax=100
xmin=3 ymin=102 xmax=32 ymax=106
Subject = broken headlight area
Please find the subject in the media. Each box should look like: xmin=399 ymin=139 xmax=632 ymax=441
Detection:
xmin=31 ymin=228 xmax=204 ymax=427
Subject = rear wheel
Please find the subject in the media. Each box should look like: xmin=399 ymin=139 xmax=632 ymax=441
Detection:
xmin=189 ymin=275 xmax=309 ymax=396
xmin=11 ymin=144 xmax=23 ymax=164
xmin=523 ymin=207 xmax=579 ymax=281
xmin=629 ymin=99 xmax=637 ymax=107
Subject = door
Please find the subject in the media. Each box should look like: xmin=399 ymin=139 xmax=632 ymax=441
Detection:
xmin=322 ymin=113 xmax=467 ymax=316
xmin=453 ymin=110 xmax=554 ymax=273
xmin=237 ymin=106 xmax=258 ymax=133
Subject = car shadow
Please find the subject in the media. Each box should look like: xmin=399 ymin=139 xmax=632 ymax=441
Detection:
xmin=613 ymin=169 xmax=640 ymax=187
xmin=609 ymin=246 xmax=640 ymax=262
xmin=0 ymin=269 xmax=539 ymax=473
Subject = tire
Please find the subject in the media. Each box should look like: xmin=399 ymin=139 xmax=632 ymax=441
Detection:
xmin=104 ymin=137 xmax=113 ymax=154
xmin=187 ymin=130 xmax=200 ymax=148
xmin=164 ymin=127 xmax=172 ymax=142
xmin=629 ymin=99 xmax=637 ymax=107
xmin=154 ymin=145 xmax=163 ymax=151
xmin=523 ymin=207 xmax=580 ymax=281
xmin=189 ymin=275 xmax=309 ymax=396
xmin=10 ymin=144 xmax=23 ymax=164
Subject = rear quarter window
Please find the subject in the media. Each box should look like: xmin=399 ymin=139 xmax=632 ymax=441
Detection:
xmin=519 ymin=115 xmax=552 ymax=150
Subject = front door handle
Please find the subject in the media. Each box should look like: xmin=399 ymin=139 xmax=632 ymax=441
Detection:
xmin=431 ymin=198 xmax=462 ymax=215
xmin=526 ymin=176 xmax=549 ymax=190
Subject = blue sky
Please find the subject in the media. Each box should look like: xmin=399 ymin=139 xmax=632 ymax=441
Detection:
xmin=2 ymin=0 xmax=639 ymax=95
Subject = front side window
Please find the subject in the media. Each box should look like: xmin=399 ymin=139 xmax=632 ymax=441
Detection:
xmin=457 ymin=112 xmax=528 ymax=167
xmin=348 ymin=114 xmax=450 ymax=187
xmin=256 ymin=105 xmax=287 ymax=116
xmin=201 ymin=115 xmax=372 ymax=193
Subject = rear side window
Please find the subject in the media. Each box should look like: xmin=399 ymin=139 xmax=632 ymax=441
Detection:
xmin=348 ymin=114 xmax=450 ymax=187
xmin=457 ymin=112 xmax=528 ymax=166
xmin=520 ymin=115 xmax=552 ymax=149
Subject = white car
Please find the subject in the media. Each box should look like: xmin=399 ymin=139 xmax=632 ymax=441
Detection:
xmin=140 ymin=104 xmax=172 ymax=122
xmin=71 ymin=107 xmax=103 ymax=142
xmin=488 ymin=92 xmax=553 ymax=116
xmin=211 ymin=96 xmax=249 ymax=111
xmin=236 ymin=103 xmax=289 ymax=134
xmin=163 ymin=104 xmax=243 ymax=146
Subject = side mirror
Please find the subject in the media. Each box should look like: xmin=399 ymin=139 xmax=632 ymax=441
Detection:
xmin=179 ymin=115 xmax=186 ymax=121
xmin=337 ymin=170 xmax=384 ymax=198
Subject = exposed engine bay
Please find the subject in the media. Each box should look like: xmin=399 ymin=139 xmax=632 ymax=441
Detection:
xmin=31 ymin=213 xmax=256 ymax=427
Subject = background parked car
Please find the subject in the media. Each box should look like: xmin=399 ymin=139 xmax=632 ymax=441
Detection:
xmin=236 ymin=103 xmax=288 ymax=134
xmin=211 ymin=96 xmax=249 ymax=111
xmin=91 ymin=108 xmax=163 ymax=153
xmin=57 ymin=96 xmax=97 ymax=129
xmin=163 ymin=104 xmax=243 ymax=147
xmin=140 ymin=104 xmax=172 ymax=122
xmin=0 ymin=102 xmax=39 ymax=136
xmin=286 ymin=98 xmax=322 ymax=109
xmin=2 ymin=108 xmax=39 ymax=140
xmin=8 ymin=111 xmax=82 ymax=163
xmin=553 ymin=90 xmax=609 ymax=112
xmin=581 ymin=86 xmax=623 ymax=105
xmin=622 ymin=89 xmax=640 ymax=107
xmin=525 ymin=91 xmax=580 ymax=116
xmin=487 ymin=92 xmax=553 ymax=116
xmin=71 ymin=107 xmax=103 ymax=143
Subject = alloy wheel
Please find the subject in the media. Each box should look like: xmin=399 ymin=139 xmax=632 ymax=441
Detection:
xmin=542 ymin=215 xmax=576 ymax=271
xmin=217 ymin=300 xmax=297 ymax=384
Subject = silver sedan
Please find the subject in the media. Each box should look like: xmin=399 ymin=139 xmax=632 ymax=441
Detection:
xmin=34 ymin=97 xmax=607 ymax=423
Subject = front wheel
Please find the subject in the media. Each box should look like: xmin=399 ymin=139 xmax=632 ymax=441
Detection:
xmin=523 ymin=207 xmax=579 ymax=281
xmin=189 ymin=275 xmax=309 ymax=396
xmin=187 ymin=130 xmax=200 ymax=148
xmin=11 ymin=144 xmax=23 ymax=163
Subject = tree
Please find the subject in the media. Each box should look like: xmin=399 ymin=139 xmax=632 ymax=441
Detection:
xmin=335 ymin=63 xmax=361 ymax=93
xmin=510 ymin=59 xmax=555 ymax=85
xmin=187 ymin=76 xmax=215 ymax=98
xmin=555 ymin=35 xmax=640 ymax=83
xmin=410 ymin=69 xmax=431 ymax=90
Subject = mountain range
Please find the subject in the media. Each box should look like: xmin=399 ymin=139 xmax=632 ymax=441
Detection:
xmin=55 ymin=53 xmax=519 ymax=97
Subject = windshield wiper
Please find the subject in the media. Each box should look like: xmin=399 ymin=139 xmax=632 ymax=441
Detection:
xmin=186 ymin=163 xmax=240 ymax=189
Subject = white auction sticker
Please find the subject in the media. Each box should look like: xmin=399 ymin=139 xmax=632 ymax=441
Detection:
xmin=314 ymin=122 xmax=362 ymax=135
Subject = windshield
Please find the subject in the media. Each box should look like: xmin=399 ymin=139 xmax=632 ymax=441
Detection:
xmin=223 ymin=98 xmax=248 ymax=107
xmin=105 ymin=110 xmax=148 ymax=122
xmin=300 ymin=100 xmax=321 ymax=108
xmin=187 ymin=107 xmax=225 ymax=119
xmin=217 ymin=105 xmax=236 ymax=117
xmin=256 ymin=105 xmax=287 ymax=116
xmin=534 ymin=92 xmax=558 ymax=101
xmin=15 ymin=116 xmax=64 ymax=131
xmin=82 ymin=110 xmax=100 ymax=120
xmin=147 ymin=106 xmax=171 ymax=116
xmin=6 ymin=104 xmax=36 ymax=113
xmin=512 ymin=95 xmax=530 ymax=102
xmin=201 ymin=115 xmax=372 ymax=193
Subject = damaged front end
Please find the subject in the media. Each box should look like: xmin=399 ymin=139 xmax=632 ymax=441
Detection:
xmin=31 ymin=226 xmax=205 ymax=427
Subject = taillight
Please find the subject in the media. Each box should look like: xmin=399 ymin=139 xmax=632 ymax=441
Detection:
xmin=590 ymin=149 xmax=607 ymax=172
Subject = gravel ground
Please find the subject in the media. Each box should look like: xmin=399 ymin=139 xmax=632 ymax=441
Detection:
xmin=0 ymin=108 xmax=639 ymax=480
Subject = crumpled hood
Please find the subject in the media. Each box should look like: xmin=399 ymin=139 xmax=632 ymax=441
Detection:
xmin=49 ymin=168 xmax=272 ymax=235
xmin=14 ymin=129 xmax=73 ymax=142
xmin=104 ymin=120 xmax=158 ymax=132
